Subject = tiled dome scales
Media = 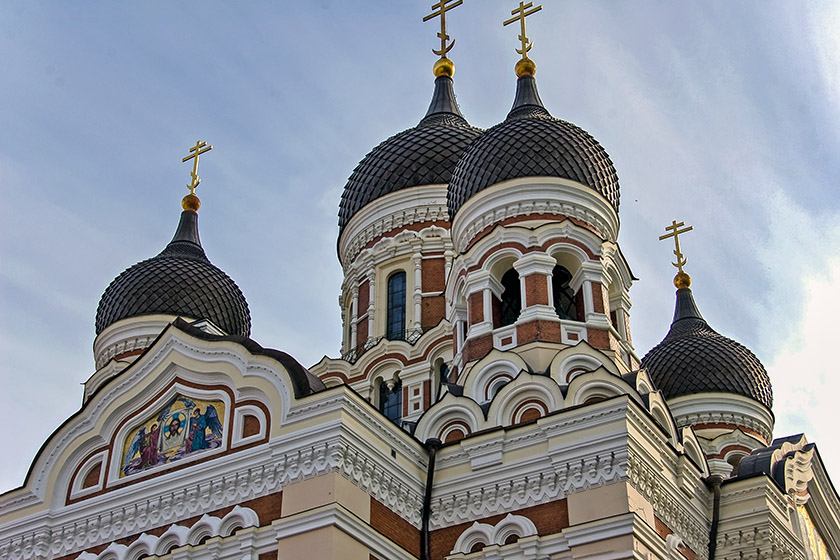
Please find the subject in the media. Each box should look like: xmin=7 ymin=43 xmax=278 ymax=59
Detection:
xmin=642 ymin=220 xmax=774 ymax=476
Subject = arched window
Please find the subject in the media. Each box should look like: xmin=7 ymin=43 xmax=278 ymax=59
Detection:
xmin=379 ymin=380 xmax=402 ymax=425
xmin=387 ymin=272 xmax=406 ymax=340
xmin=552 ymin=265 xmax=578 ymax=321
xmin=498 ymin=269 xmax=521 ymax=327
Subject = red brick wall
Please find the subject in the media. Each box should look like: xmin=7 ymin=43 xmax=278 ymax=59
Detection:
xmin=370 ymin=498 xmax=421 ymax=557
xmin=429 ymin=500 xmax=569 ymax=560
xmin=358 ymin=280 xmax=370 ymax=315
xmin=468 ymin=292 xmax=484 ymax=324
xmin=516 ymin=319 xmax=562 ymax=345
xmin=524 ymin=274 xmax=549 ymax=306
xmin=357 ymin=319 xmax=369 ymax=349
xmin=591 ymin=282 xmax=605 ymax=313
xmin=243 ymin=414 xmax=260 ymax=438
xmin=586 ymin=328 xmax=610 ymax=350
xmin=491 ymin=295 xmax=501 ymax=327
xmin=82 ymin=462 xmax=101 ymax=489
xmin=422 ymin=258 xmax=446 ymax=292
xmin=422 ymin=295 xmax=446 ymax=329
xmin=462 ymin=333 xmax=493 ymax=363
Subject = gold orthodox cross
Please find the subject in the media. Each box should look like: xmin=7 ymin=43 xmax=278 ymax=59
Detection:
xmin=182 ymin=140 xmax=213 ymax=195
xmin=423 ymin=0 xmax=463 ymax=57
xmin=659 ymin=220 xmax=693 ymax=274
xmin=503 ymin=1 xmax=542 ymax=58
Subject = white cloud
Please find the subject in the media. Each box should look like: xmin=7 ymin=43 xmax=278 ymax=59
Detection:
xmin=755 ymin=187 xmax=840 ymax=481
xmin=766 ymin=260 xmax=840 ymax=476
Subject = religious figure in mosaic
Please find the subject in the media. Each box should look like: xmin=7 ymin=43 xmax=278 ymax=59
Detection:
xmin=186 ymin=405 xmax=222 ymax=453
xmin=121 ymin=395 xmax=225 ymax=477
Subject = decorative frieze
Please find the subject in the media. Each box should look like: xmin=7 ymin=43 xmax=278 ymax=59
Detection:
xmin=0 ymin=432 xmax=425 ymax=560
xmin=716 ymin=525 xmax=804 ymax=560
xmin=626 ymin=448 xmax=709 ymax=558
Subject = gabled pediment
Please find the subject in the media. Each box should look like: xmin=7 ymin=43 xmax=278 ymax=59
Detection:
xmin=0 ymin=320 xmax=323 ymax=519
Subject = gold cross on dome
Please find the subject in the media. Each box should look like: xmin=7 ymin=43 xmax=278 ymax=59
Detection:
xmin=423 ymin=0 xmax=463 ymax=57
xmin=503 ymin=1 xmax=542 ymax=58
xmin=181 ymin=140 xmax=213 ymax=194
xmin=659 ymin=220 xmax=694 ymax=274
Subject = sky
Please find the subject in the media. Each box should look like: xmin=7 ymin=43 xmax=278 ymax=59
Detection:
xmin=1 ymin=1 xmax=839 ymax=493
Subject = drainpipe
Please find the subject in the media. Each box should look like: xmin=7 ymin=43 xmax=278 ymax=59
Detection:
xmin=421 ymin=438 xmax=442 ymax=560
xmin=707 ymin=475 xmax=723 ymax=560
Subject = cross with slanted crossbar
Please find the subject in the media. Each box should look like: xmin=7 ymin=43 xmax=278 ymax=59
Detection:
xmin=659 ymin=220 xmax=694 ymax=274
xmin=182 ymin=140 xmax=213 ymax=195
xmin=423 ymin=0 xmax=463 ymax=57
xmin=503 ymin=1 xmax=542 ymax=58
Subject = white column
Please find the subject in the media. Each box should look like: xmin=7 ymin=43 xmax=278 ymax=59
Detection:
xmin=413 ymin=252 xmax=422 ymax=330
xmin=350 ymin=287 xmax=359 ymax=350
xmin=463 ymin=270 xmax=502 ymax=339
xmin=444 ymin=249 xmax=454 ymax=283
xmin=367 ymin=271 xmax=376 ymax=338
xmin=577 ymin=262 xmax=611 ymax=329
xmin=513 ymin=252 xmax=559 ymax=323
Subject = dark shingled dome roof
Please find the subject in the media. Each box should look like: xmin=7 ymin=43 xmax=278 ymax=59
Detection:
xmin=641 ymin=287 xmax=773 ymax=409
xmin=448 ymin=75 xmax=620 ymax=218
xmin=96 ymin=210 xmax=251 ymax=337
xmin=338 ymin=75 xmax=482 ymax=231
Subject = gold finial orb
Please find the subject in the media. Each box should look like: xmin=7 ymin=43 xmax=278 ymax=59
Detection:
xmin=515 ymin=57 xmax=536 ymax=77
xmin=674 ymin=271 xmax=691 ymax=289
xmin=434 ymin=57 xmax=455 ymax=78
xmin=182 ymin=193 xmax=201 ymax=212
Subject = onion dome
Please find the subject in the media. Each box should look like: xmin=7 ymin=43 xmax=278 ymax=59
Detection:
xmin=641 ymin=286 xmax=773 ymax=409
xmin=338 ymin=72 xmax=482 ymax=232
xmin=448 ymin=73 xmax=620 ymax=218
xmin=95 ymin=208 xmax=251 ymax=337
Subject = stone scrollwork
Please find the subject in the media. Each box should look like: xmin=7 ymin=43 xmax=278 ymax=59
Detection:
xmin=431 ymin=449 xmax=627 ymax=529
xmin=626 ymin=448 xmax=708 ymax=557
xmin=0 ymin=438 xmax=424 ymax=560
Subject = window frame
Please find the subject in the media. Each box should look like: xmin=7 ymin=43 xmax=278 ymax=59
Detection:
xmin=386 ymin=271 xmax=407 ymax=340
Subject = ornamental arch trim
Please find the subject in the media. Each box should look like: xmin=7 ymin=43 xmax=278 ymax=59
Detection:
xmin=451 ymin=513 xmax=538 ymax=555
xmin=548 ymin=343 xmax=620 ymax=384
xmin=414 ymin=392 xmax=485 ymax=443
xmin=566 ymin=367 xmax=637 ymax=407
xmin=487 ymin=371 xmax=564 ymax=427
xmin=460 ymin=350 xmax=529 ymax=403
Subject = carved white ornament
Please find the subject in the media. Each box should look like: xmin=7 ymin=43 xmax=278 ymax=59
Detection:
xmin=451 ymin=513 xmax=538 ymax=553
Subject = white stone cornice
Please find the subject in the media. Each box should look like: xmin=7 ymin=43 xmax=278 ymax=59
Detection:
xmin=286 ymin=389 xmax=427 ymax=466
xmin=272 ymin=503 xmax=417 ymax=560
xmin=668 ymin=393 xmax=774 ymax=444
xmin=339 ymin=184 xmax=450 ymax=267
xmin=512 ymin=252 xmax=556 ymax=277
xmin=0 ymin=424 xmax=426 ymax=560
xmin=450 ymin=177 xmax=619 ymax=253
xmin=93 ymin=314 xmax=180 ymax=369
xmin=625 ymin=446 xmax=710 ymax=557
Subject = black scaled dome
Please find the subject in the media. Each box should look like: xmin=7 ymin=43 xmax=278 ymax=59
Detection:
xmin=96 ymin=209 xmax=251 ymax=337
xmin=641 ymin=287 xmax=773 ymax=409
xmin=448 ymin=75 xmax=620 ymax=218
xmin=338 ymin=74 xmax=482 ymax=232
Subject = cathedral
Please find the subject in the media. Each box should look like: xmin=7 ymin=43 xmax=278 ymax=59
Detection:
xmin=1 ymin=4 xmax=838 ymax=560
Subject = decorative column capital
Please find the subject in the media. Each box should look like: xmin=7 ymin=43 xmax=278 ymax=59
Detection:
xmin=464 ymin=270 xmax=503 ymax=299
xmin=513 ymin=252 xmax=556 ymax=277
